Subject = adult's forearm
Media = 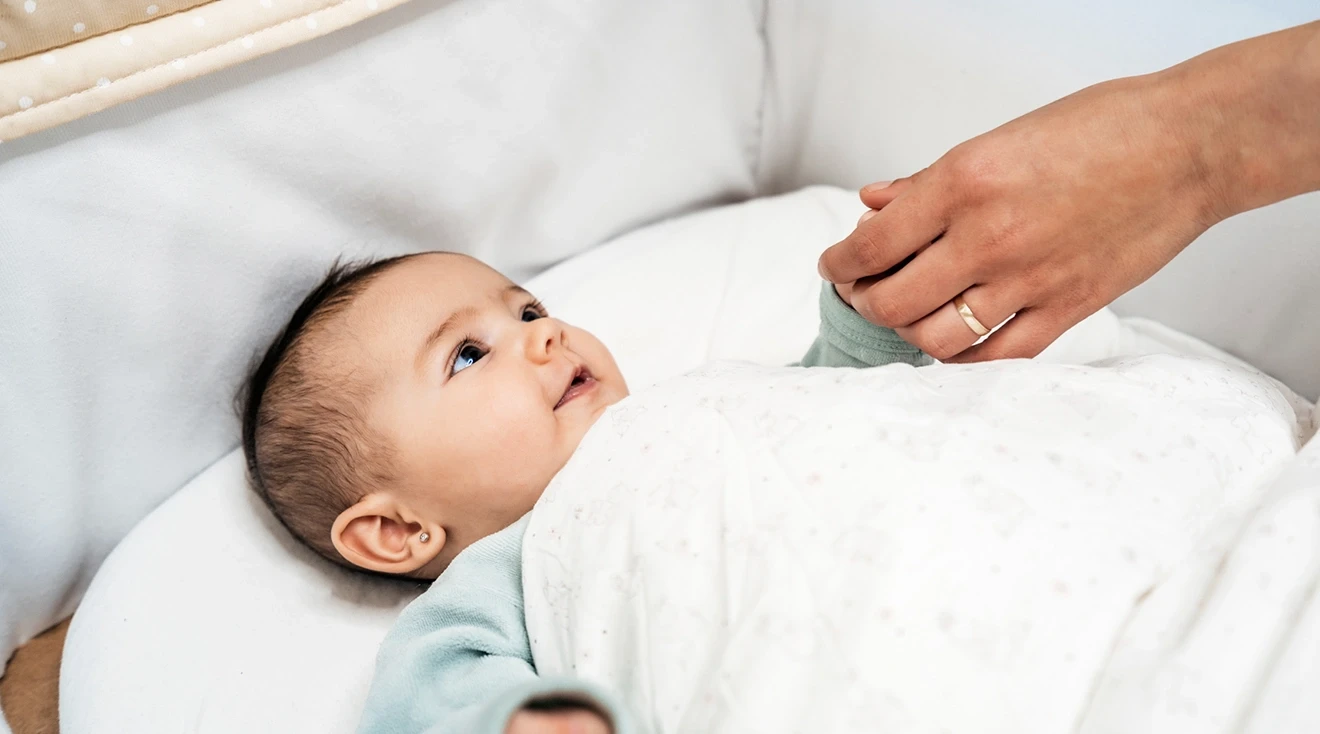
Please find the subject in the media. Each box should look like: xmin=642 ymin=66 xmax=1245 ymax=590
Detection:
xmin=1159 ymin=20 xmax=1320 ymax=225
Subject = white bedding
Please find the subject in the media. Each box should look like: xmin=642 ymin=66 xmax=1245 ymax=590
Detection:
xmin=60 ymin=187 xmax=1314 ymax=734
xmin=1082 ymin=429 xmax=1320 ymax=734
xmin=524 ymin=356 xmax=1311 ymax=733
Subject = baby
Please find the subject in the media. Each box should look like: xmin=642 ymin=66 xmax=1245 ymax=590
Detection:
xmin=241 ymin=251 xmax=928 ymax=734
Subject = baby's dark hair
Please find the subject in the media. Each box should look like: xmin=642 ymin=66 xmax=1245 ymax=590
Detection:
xmin=239 ymin=254 xmax=419 ymax=571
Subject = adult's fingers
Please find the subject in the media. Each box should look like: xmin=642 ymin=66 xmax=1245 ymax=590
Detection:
xmin=848 ymin=236 xmax=977 ymax=328
xmin=942 ymin=306 xmax=1080 ymax=363
xmin=858 ymin=177 xmax=912 ymax=210
xmin=894 ymin=285 xmax=1019 ymax=361
xmin=818 ymin=185 xmax=946 ymax=284
xmin=855 ymin=178 xmax=915 ymax=226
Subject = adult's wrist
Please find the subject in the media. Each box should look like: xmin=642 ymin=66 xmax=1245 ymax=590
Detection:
xmin=1151 ymin=22 xmax=1320 ymax=226
xmin=1142 ymin=58 xmax=1244 ymax=230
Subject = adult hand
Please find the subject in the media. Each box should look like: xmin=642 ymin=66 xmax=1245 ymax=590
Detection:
xmin=818 ymin=21 xmax=1320 ymax=362
xmin=505 ymin=708 xmax=612 ymax=734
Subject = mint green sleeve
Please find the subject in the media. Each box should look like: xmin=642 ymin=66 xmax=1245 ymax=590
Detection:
xmin=798 ymin=282 xmax=932 ymax=368
xmin=356 ymin=517 xmax=633 ymax=734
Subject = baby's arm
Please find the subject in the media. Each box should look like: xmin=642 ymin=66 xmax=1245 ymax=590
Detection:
xmin=798 ymin=282 xmax=932 ymax=368
xmin=357 ymin=520 xmax=630 ymax=734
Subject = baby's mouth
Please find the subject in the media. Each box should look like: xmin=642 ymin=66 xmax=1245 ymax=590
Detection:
xmin=554 ymin=365 xmax=597 ymax=410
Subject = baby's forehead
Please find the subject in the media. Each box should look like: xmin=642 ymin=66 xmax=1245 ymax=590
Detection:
xmin=327 ymin=253 xmax=511 ymax=357
xmin=351 ymin=253 xmax=508 ymax=318
xmin=380 ymin=251 xmax=508 ymax=296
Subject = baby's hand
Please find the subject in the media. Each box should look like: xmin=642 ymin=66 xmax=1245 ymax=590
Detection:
xmin=505 ymin=707 xmax=612 ymax=734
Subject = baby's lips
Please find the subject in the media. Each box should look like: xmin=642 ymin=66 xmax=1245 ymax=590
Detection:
xmin=554 ymin=364 xmax=596 ymax=410
xmin=552 ymin=364 xmax=579 ymax=409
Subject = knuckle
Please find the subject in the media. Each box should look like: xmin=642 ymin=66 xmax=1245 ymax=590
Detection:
xmin=851 ymin=230 xmax=892 ymax=277
xmin=943 ymin=145 xmax=1002 ymax=201
xmin=915 ymin=326 xmax=962 ymax=361
xmin=925 ymin=338 xmax=962 ymax=362
xmin=864 ymin=293 xmax=907 ymax=328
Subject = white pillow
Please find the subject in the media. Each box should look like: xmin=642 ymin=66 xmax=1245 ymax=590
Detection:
xmin=61 ymin=187 xmax=1235 ymax=733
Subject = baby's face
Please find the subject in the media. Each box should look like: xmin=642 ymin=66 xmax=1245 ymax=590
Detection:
xmin=333 ymin=253 xmax=627 ymax=571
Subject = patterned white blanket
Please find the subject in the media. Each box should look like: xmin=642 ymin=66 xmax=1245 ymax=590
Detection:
xmin=524 ymin=356 xmax=1312 ymax=734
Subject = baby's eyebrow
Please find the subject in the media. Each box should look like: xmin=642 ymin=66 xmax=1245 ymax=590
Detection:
xmin=417 ymin=307 xmax=477 ymax=369
xmin=414 ymin=285 xmax=534 ymax=370
xmin=504 ymin=284 xmax=533 ymax=300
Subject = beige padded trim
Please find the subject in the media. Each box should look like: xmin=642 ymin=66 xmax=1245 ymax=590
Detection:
xmin=0 ymin=0 xmax=209 ymax=62
xmin=0 ymin=0 xmax=408 ymax=143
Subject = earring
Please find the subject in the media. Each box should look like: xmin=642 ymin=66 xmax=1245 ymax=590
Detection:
xmin=418 ymin=532 xmax=430 ymax=543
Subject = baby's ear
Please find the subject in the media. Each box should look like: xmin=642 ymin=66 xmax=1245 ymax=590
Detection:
xmin=330 ymin=494 xmax=445 ymax=576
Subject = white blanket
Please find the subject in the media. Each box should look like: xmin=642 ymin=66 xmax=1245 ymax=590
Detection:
xmin=523 ymin=355 xmax=1311 ymax=734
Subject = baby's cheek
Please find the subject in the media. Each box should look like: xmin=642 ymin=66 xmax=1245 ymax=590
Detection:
xmin=488 ymin=391 xmax=557 ymax=450
xmin=568 ymin=326 xmax=620 ymax=372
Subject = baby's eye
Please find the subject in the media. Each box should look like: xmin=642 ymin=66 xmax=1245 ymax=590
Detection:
xmin=451 ymin=342 xmax=487 ymax=375
xmin=521 ymin=304 xmax=546 ymax=322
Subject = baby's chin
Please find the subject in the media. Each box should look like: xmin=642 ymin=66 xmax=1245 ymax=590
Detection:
xmin=570 ymin=394 xmax=621 ymax=443
xmin=554 ymin=387 xmax=625 ymax=462
xmin=591 ymin=381 xmax=629 ymax=419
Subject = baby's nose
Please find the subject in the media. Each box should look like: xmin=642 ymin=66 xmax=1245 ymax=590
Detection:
xmin=526 ymin=318 xmax=565 ymax=360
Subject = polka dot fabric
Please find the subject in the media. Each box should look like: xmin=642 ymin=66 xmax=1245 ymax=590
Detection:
xmin=0 ymin=0 xmax=206 ymax=62
xmin=0 ymin=0 xmax=406 ymax=141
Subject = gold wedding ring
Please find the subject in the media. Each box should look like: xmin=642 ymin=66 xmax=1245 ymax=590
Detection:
xmin=953 ymin=294 xmax=990 ymax=337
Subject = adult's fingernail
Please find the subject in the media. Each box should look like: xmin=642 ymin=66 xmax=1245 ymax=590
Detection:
xmin=861 ymin=180 xmax=893 ymax=194
xmin=857 ymin=209 xmax=878 ymax=226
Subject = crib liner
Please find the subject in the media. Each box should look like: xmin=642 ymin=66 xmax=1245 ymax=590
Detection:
xmin=0 ymin=0 xmax=407 ymax=142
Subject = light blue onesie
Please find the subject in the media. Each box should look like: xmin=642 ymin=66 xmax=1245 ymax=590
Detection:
xmin=357 ymin=284 xmax=930 ymax=734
